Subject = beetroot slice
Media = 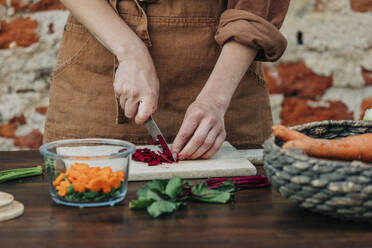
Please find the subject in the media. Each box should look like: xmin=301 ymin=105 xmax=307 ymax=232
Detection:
xmin=132 ymin=146 xmax=174 ymax=166
xmin=130 ymin=134 xmax=175 ymax=166
xmin=156 ymin=135 xmax=174 ymax=161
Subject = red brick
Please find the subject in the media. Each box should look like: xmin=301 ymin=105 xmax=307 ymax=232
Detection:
xmin=35 ymin=106 xmax=48 ymax=115
xmin=9 ymin=114 xmax=26 ymax=125
xmin=0 ymin=0 xmax=65 ymax=12
xmin=263 ymin=64 xmax=282 ymax=94
xmin=362 ymin=67 xmax=372 ymax=85
xmin=0 ymin=123 xmax=17 ymax=138
xmin=360 ymin=98 xmax=372 ymax=119
xmin=0 ymin=17 xmax=39 ymax=49
xmin=314 ymin=0 xmax=326 ymax=12
xmin=281 ymin=98 xmax=353 ymax=126
xmin=263 ymin=62 xmax=332 ymax=99
xmin=13 ymin=129 xmax=43 ymax=149
xmin=350 ymin=0 xmax=372 ymax=12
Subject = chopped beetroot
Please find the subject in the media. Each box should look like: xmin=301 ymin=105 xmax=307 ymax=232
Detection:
xmin=156 ymin=135 xmax=173 ymax=160
xmin=131 ymin=148 xmax=174 ymax=166
xmin=132 ymin=148 xmax=172 ymax=166
xmin=130 ymin=135 xmax=175 ymax=166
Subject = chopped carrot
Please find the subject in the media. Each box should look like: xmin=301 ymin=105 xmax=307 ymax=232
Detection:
xmin=53 ymin=172 xmax=65 ymax=186
xmin=99 ymin=167 xmax=112 ymax=177
xmin=72 ymin=181 xmax=86 ymax=192
xmin=109 ymin=176 xmax=121 ymax=189
xmin=102 ymin=184 xmax=111 ymax=194
xmin=67 ymin=169 xmax=81 ymax=182
xmin=55 ymin=163 xmax=124 ymax=196
xmin=58 ymin=180 xmax=71 ymax=196
xmin=87 ymin=175 xmax=108 ymax=192
xmin=115 ymin=171 xmax=125 ymax=181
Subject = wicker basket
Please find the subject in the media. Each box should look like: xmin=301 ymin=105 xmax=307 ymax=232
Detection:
xmin=264 ymin=120 xmax=372 ymax=222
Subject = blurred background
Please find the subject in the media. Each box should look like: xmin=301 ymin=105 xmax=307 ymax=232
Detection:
xmin=0 ymin=0 xmax=371 ymax=151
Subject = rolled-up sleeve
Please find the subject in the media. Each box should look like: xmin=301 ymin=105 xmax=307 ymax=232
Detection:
xmin=215 ymin=0 xmax=290 ymax=62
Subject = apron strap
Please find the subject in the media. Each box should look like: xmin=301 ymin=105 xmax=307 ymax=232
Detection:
xmin=133 ymin=0 xmax=152 ymax=47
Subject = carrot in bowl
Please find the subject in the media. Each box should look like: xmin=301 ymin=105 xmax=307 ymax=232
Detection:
xmin=58 ymin=180 xmax=71 ymax=196
xmin=53 ymin=164 xmax=125 ymax=198
xmin=53 ymin=172 xmax=65 ymax=186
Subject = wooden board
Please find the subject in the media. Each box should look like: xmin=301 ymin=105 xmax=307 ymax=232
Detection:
xmin=128 ymin=142 xmax=256 ymax=181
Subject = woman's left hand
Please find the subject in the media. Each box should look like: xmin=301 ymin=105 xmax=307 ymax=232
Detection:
xmin=172 ymin=41 xmax=258 ymax=160
xmin=171 ymin=98 xmax=227 ymax=160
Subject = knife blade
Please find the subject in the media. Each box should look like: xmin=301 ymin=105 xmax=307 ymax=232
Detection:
xmin=144 ymin=116 xmax=176 ymax=162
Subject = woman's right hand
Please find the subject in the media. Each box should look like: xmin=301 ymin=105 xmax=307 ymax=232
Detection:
xmin=59 ymin=0 xmax=159 ymax=124
xmin=113 ymin=44 xmax=159 ymax=125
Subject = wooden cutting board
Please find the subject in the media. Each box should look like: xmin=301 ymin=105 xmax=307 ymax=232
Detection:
xmin=128 ymin=142 xmax=256 ymax=181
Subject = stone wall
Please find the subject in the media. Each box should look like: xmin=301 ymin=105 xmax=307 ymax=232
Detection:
xmin=0 ymin=0 xmax=371 ymax=150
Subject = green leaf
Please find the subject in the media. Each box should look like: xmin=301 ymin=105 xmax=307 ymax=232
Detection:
xmin=54 ymin=170 xmax=60 ymax=177
xmin=84 ymin=191 xmax=99 ymax=199
xmin=45 ymin=158 xmax=56 ymax=169
xmin=111 ymin=189 xmax=121 ymax=198
xmin=67 ymin=184 xmax=74 ymax=195
xmin=146 ymin=179 xmax=168 ymax=194
xmin=135 ymin=186 xmax=149 ymax=198
xmin=93 ymin=194 xmax=106 ymax=201
xmin=191 ymin=181 xmax=232 ymax=204
xmin=145 ymin=189 xmax=164 ymax=201
xmin=215 ymin=180 xmax=235 ymax=193
xmin=137 ymin=180 xmax=167 ymax=197
xmin=165 ymin=176 xmax=183 ymax=200
xmin=129 ymin=198 xmax=154 ymax=209
xmin=129 ymin=177 xmax=235 ymax=218
xmin=147 ymin=200 xmax=182 ymax=218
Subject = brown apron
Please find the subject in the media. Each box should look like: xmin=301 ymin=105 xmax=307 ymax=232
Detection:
xmin=44 ymin=0 xmax=273 ymax=148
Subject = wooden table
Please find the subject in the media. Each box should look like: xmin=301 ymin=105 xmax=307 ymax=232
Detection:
xmin=1 ymin=151 xmax=372 ymax=248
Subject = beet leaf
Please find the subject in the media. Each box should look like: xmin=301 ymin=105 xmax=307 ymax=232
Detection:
xmin=129 ymin=175 xmax=270 ymax=218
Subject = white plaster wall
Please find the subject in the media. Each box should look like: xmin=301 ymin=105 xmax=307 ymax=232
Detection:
xmin=0 ymin=7 xmax=69 ymax=150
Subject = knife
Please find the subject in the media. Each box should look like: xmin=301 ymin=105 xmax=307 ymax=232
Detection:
xmin=144 ymin=116 xmax=176 ymax=162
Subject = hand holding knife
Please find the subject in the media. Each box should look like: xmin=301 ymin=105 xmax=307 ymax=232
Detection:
xmin=144 ymin=116 xmax=176 ymax=162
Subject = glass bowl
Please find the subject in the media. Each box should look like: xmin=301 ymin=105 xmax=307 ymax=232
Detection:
xmin=39 ymin=139 xmax=136 ymax=208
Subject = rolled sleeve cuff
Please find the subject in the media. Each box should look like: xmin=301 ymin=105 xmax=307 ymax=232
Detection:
xmin=215 ymin=9 xmax=287 ymax=62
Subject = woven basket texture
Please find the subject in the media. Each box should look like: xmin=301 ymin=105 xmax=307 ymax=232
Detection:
xmin=264 ymin=120 xmax=372 ymax=222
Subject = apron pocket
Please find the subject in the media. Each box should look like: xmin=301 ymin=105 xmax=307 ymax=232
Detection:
xmin=53 ymin=22 xmax=92 ymax=79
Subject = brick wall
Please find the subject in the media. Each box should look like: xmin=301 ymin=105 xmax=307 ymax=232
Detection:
xmin=266 ymin=0 xmax=372 ymax=127
xmin=0 ymin=0 xmax=372 ymax=150
xmin=0 ymin=0 xmax=67 ymax=150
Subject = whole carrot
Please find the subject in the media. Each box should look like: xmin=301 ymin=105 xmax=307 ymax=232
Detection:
xmin=283 ymin=133 xmax=372 ymax=162
xmin=274 ymin=125 xmax=372 ymax=163
xmin=272 ymin=125 xmax=310 ymax=141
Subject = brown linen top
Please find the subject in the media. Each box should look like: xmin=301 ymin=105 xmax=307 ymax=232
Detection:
xmin=215 ymin=0 xmax=289 ymax=61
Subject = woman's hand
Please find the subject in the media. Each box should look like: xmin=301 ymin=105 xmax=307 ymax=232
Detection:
xmin=113 ymin=46 xmax=160 ymax=124
xmin=60 ymin=0 xmax=159 ymax=124
xmin=171 ymin=97 xmax=227 ymax=160
xmin=172 ymin=41 xmax=258 ymax=160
